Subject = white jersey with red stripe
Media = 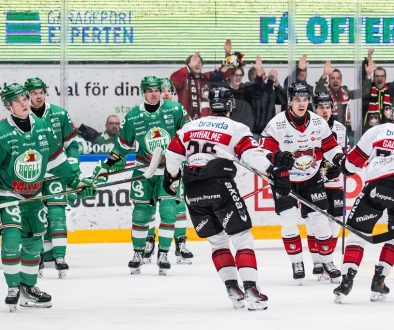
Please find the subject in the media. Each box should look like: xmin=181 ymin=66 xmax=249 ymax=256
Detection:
xmin=324 ymin=119 xmax=348 ymax=189
xmin=261 ymin=110 xmax=342 ymax=183
xmin=165 ymin=115 xmax=272 ymax=176
xmin=345 ymin=122 xmax=394 ymax=182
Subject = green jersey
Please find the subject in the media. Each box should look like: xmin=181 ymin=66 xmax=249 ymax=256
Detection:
xmin=113 ymin=99 xmax=191 ymax=165
xmin=0 ymin=115 xmax=77 ymax=200
xmin=39 ymin=103 xmax=79 ymax=160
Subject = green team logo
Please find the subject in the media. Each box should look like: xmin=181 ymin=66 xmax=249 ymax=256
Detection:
xmin=144 ymin=127 xmax=171 ymax=154
xmin=14 ymin=149 xmax=42 ymax=182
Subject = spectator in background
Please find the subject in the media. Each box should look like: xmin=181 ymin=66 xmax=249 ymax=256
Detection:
xmin=246 ymin=56 xmax=287 ymax=139
xmin=315 ymin=60 xmax=374 ymax=144
xmin=362 ymin=49 xmax=394 ymax=131
xmin=94 ymin=115 xmax=121 ymax=146
xmin=171 ymin=41 xmax=233 ymax=119
xmin=220 ymin=66 xmax=255 ymax=132
xmin=282 ymin=54 xmax=314 ymax=111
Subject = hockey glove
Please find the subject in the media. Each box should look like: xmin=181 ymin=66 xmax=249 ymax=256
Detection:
xmin=332 ymin=153 xmax=353 ymax=176
xmin=109 ymin=158 xmax=126 ymax=173
xmin=68 ymin=157 xmax=81 ymax=176
xmin=267 ymin=166 xmax=291 ymax=197
xmin=78 ymin=187 xmax=97 ymax=200
xmin=163 ymin=168 xmax=181 ymax=196
xmin=325 ymin=165 xmax=341 ymax=180
xmin=92 ymin=162 xmax=111 ymax=184
xmin=273 ymin=151 xmax=294 ymax=170
xmin=67 ymin=193 xmax=78 ymax=207
xmin=70 ymin=177 xmax=96 ymax=190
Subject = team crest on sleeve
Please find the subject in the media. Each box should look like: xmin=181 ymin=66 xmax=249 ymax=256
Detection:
xmin=14 ymin=149 xmax=42 ymax=182
xmin=144 ymin=127 xmax=171 ymax=153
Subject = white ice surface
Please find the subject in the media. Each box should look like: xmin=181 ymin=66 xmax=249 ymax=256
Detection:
xmin=0 ymin=239 xmax=392 ymax=330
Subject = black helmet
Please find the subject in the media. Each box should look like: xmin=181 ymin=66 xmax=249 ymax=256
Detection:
xmin=312 ymin=92 xmax=333 ymax=110
xmin=208 ymin=87 xmax=235 ymax=113
xmin=287 ymin=82 xmax=311 ymax=104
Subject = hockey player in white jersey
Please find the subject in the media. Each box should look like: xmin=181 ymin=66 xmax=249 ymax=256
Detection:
xmin=307 ymin=92 xmax=347 ymax=280
xmin=334 ymin=104 xmax=394 ymax=303
xmin=261 ymin=83 xmax=343 ymax=284
xmin=164 ymin=87 xmax=291 ymax=310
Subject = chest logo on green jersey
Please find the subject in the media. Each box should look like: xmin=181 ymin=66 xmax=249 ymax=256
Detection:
xmin=144 ymin=127 xmax=171 ymax=153
xmin=14 ymin=149 xmax=42 ymax=182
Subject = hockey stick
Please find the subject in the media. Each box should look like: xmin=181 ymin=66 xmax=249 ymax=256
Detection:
xmin=242 ymin=184 xmax=271 ymax=200
xmin=43 ymin=163 xmax=145 ymax=183
xmin=213 ymin=145 xmax=394 ymax=244
xmin=0 ymin=148 xmax=163 ymax=210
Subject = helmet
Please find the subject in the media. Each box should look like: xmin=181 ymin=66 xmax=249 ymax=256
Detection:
xmin=24 ymin=77 xmax=47 ymax=92
xmin=1 ymin=83 xmax=28 ymax=106
xmin=312 ymin=92 xmax=333 ymax=110
xmin=140 ymin=76 xmax=161 ymax=93
xmin=160 ymin=78 xmax=175 ymax=92
xmin=287 ymin=82 xmax=311 ymax=104
xmin=383 ymin=103 xmax=394 ymax=122
xmin=208 ymin=87 xmax=235 ymax=113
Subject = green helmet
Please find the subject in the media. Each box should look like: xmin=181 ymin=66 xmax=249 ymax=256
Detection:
xmin=24 ymin=77 xmax=47 ymax=92
xmin=0 ymin=83 xmax=28 ymax=106
xmin=140 ymin=76 xmax=161 ymax=93
xmin=160 ymin=78 xmax=175 ymax=92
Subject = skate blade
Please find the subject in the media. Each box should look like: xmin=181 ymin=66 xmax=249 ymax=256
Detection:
xmin=295 ymin=279 xmax=304 ymax=286
xmin=158 ymin=268 xmax=168 ymax=276
xmin=330 ymin=277 xmax=341 ymax=284
xmin=58 ymin=270 xmax=67 ymax=279
xmin=129 ymin=268 xmax=141 ymax=275
xmin=176 ymin=257 xmax=192 ymax=265
xmin=246 ymin=301 xmax=268 ymax=311
xmin=230 ymin=299 xmax=245 ymax=310
xmin=142 ymin=257 xmax=152 ymax=264
xmin=8 ymin=304 xmax=17 ymax=312
xmin=19 ymin=298 xmax=52 ymax=308
xmin=370 ymin=292 xmax=387 ymax=302
xmin=334 ymin=293 xmax=345 ymax=304
xmin=38 ymin=269 xmax=44 ymax=278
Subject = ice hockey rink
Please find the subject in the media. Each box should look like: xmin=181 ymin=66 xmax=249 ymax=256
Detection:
xmin=0 ymin=239 xmax=392 ymax=330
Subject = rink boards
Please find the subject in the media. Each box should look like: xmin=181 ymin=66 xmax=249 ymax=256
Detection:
xmin=66 ymin=155 xmax=387 ymax=243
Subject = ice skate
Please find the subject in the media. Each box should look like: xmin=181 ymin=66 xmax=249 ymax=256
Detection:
xmin=292 ymin=261 xmax=305 ymax=285
xmin=333 ymin=268 xmax=357 ymax=304
xmin=128 ymin=251 xmax=144 ymax=275
xmin=38 ymin=255 xmax=44 ymax=278
xmin=312 ymin=263 xmax=325 ymax=281
xmin=244 ymin=283 xmax=268 ymax=311
xmin=175 ymin=235 xmax=193 ymax=264
xmin=19 ymin=284 xmax=52 ymax=308
xmin=55 ymin=257 xmax=69 ymax=279
xmin=370 ymin=265 xmax=390 ymax=302
xmin=5 ymin=287 xmax=20 ymax=312
xmin=225 ymin=280 xmax=245 ymax=309
xmin=157 ymin=249 xmax=171 ymax=276
xmin=143 ymin=235 xmax=155 ymax=264
xmin=322 ymin=261 xmax=341 ymax=283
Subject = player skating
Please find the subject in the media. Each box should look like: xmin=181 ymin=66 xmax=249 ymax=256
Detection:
xmin=261 ymin=83 xmax=344 ymax=284
xmin=0 ymin=84 xmax=95 ymax=312
xmin=164 ymin=86 xmax=291 ymax=310
xmin=93 ymin=76 xmax=191 ymax=275
xmin=25 ymin=77 xmax=81 ymax=279
xmin=334 ymin=104 xmax=394 ymax=303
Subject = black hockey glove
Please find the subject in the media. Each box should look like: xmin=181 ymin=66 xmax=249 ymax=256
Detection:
xmin=163 ymin=168 xmax=181 ymax=196
xmin=267 ymin=166 xmax=291 ymax=197
xmin=325 ymin=165 xmax=341 ymax=180
xmin=332 ymin=153 xmax=353 ymax=176
xmin=273 ymin=151 xmax=294 ymax=170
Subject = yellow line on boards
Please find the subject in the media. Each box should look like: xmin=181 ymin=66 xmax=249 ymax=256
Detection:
xmin=67 ymin=224 xmax=388 ymax=244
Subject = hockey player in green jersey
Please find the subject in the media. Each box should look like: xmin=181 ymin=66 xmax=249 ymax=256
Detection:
xmin=93 ymin=76 xmax=191 ymax=275
xmin=0 ymin=83 xmax=96 ymax=312
xmin=24 ymin=77 xmax=80 ymax=278
xmin=144 ymin=78 xmax=194 ymax=265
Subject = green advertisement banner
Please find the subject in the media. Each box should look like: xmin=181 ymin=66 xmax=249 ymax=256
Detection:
xmin=0 ymin=0 xmax=393 ymax=62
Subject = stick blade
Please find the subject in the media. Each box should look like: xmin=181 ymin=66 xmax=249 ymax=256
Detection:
xmin=144 ymin=147 xmax=163 ymax=179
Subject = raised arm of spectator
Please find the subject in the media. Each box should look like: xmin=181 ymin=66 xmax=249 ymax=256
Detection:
xmin=315 ymin=60 xmax=333 ymax=93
